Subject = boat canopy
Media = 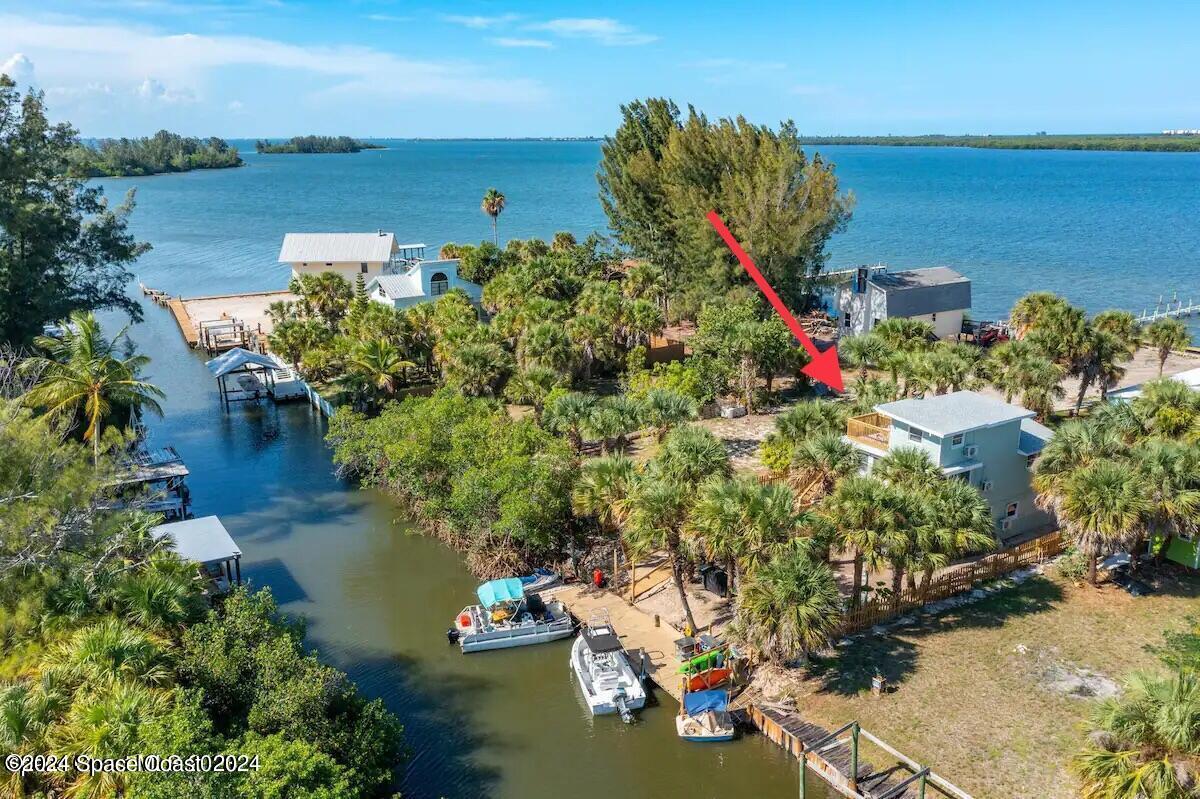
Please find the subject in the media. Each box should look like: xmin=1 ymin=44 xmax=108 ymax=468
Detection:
xmin=477 ymin=578 xmax=524 ymax=608
xmin=683 ymin=690 xmax=728 ymax=716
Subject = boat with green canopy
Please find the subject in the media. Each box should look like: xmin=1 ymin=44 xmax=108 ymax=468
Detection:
xmin=448 ymin=577 xmax=573 ymax=653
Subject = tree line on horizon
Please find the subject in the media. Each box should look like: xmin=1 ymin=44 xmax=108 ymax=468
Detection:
xmin=255 ymin=135 xmax=384 ymax=154
xmin=795 ymin=133 xmax=1200 ymax=152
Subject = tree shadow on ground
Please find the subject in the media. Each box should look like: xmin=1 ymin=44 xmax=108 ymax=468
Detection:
xmin=812 ymin=575 xmax=1066 ymax=696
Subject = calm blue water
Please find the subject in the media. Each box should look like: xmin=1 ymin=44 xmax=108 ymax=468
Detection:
xmin=108 ymin=142 xmax=1200 ymax=798
xmin=107 ymin=140 xmax=1200 ymax=321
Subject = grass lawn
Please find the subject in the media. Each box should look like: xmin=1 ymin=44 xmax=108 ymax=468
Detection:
xmin=783 ymin=565 xmax=1200 ymax=799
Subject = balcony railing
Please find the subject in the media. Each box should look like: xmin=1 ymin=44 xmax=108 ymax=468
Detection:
xmin=847 ymin=412 xmax=891 ymax=449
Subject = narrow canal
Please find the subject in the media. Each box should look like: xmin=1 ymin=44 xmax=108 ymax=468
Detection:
xmin=126 ymin=299 xmax=822 ymax=798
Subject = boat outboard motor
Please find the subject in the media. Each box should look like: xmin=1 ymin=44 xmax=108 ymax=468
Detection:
xmin=615 ymin=692 xmax=635 ymax=724
xmin=446 ymin=628 xmax=460 ymax=645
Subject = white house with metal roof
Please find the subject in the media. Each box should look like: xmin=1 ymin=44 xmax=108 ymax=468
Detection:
xmin=836 ymin=266 xmax=972 ymax=340
xmin=845 ymin=390 xmax=1054 ymax=542
xmin=278 ymin=232 xmax=428 ymax=283
xmin=366 ymin=258 xmax=482 ymax=311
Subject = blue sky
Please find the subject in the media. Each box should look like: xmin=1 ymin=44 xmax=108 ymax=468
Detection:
xmin=0 ymin=1 xmax=1196 ymax=138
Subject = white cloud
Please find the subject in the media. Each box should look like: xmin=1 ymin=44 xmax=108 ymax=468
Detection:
xmin=528 ymin=18 xmax=656 ymax=46
xmin=491 ymin=38 xmax=553 ymax=49
xmin=365 ymin=14 xmax=411 ymax=23
xmin=443 ymin=13 xmax=519 ymax=29
xmin=137 ymin=76 xmax=196 ymax=103
xmin=2 ymin=52 xmax=35 ymax=85
xmin=227 ymin=99 xmax=244 ymax=111
xmin=0 ymin=14 xmax=548 ymax=108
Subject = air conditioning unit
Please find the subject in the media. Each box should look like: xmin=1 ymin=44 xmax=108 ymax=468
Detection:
xmin=980 ymin=480 xmax=994 ymax=492
xmin=964 ymin=445 xmax=979 ymax=457
xmin=1000 ymin=518 xmax=1013 ymax=531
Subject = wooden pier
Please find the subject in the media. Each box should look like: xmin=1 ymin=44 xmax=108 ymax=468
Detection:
xmin=1136 ymin=292 xmax=1200 ymax=323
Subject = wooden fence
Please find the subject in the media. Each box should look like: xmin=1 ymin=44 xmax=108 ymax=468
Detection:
xmin=838 ymin=532 xmax=1065 ymax=635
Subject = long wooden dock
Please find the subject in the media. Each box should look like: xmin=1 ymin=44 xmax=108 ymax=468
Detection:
xmin=168 ymin=298 xmax=199 ymax=347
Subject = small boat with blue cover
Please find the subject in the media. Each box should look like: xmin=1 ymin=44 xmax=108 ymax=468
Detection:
xmin=676 ymin=689 xmax=735 ymax=742
xmin=449 ymin=577 xmax=573 ymax=653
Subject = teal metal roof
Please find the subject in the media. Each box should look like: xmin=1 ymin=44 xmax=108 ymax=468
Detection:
xmin=477 ymin=578 xmax=524 ymax=608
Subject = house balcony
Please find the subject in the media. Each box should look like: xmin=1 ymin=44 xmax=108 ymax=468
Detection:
xmin=846 ymin=412 xmax=891 ymax=450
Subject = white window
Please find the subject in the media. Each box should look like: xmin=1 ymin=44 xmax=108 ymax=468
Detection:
xmin=1006 ymin=502 xmax=1019 ymax=518
xmin=908 ymin=426 xmax=925 ymax=443
xmin=951 ymin=433 xmax=964 ymax=447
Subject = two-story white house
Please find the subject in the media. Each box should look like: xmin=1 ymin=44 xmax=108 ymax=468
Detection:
xmin=278 ymin=232 xmax=428 ymax=283
xmin=845 ymin=390 xmax=1054 ymax=543
xmin=366 ymin=258 xmax=483 ymax=311
xmin=836 ymin=266 xmax=971 ymax=340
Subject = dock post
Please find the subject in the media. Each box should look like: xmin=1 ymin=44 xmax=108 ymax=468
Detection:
xmin=849 ymin=722 xmax=860 ymax=790
xmin=918 ymin=771 xmax=927 ymax=799
xmin=799 ymin=757 xmax=807 ymax=799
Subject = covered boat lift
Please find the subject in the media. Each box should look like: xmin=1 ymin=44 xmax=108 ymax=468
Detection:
xmin=107 ymin=445 xmax=191 ymax=520
xmin=153 ymin=515 xmax=243 ymax=592
xmin=206 ymin=347 xmax=284 ymax=409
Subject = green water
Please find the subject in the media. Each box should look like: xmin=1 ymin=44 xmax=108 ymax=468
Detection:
xmin=128 ymin=301 xmax=820 ymax=798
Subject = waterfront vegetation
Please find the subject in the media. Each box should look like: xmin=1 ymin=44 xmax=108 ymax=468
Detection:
xmin=1 ymin=320 xmax=405 ymax=798
xmin=797 ymin=133 xmax=1200 ymax=152
xmin=255 ymin=136 xmax=383 ymax=154
xmin=69 ymin=130 xmax=243 ymax=177
xmin=0 ymin=76 xmax=149 ymax=345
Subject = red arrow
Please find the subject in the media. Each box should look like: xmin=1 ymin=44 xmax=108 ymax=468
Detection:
xmin=706 ymin=210 xmax=844 ymax=392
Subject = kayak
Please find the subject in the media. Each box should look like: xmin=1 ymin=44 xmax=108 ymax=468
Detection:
xmin=687 ymin=666 xmax=732 ymax=691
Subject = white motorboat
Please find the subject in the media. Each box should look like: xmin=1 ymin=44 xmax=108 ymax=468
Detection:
xmin=449 ymin=577 xmax=574 ymax=653
xmin=675 ymin=689 xmax=735 ymax=742
xmin=570 ymin=611 xmax=646 ymax=723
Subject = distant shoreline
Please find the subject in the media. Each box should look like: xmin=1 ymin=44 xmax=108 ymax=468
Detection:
xmin=795 ymin=134 xmax=1200 ymax=152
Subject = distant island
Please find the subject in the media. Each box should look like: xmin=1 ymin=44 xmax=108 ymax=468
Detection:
xmin=255 ymin=135 xmax=385 ymax=154
xmin=69 ymin=131 xmax=243 ymax=177
xmin=796 ymin=133 xmax=1200 ymax=152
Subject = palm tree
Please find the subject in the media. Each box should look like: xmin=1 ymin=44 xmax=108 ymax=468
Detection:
xmin=912 ymin=479 xmax=995 ymax=592
xmin=1132 ymin=440 xmax=1200 ymax=566
xmin=550 ymin=231 xmax=577 ymax=253
xmin=543 ymin=391 xmax=597 ymax=454
xmin=503 ymin=366 xmax=567 ymax=419
xmin=288 ymin=272 xmax=353 ymax=325
xmin=870 ymin=318 xmax=935 ymax=353
xmin=1058 ymin=461 xmax=1150 ymax=585
xmin=639 ymin=388 xmax=698 ymax=442
xmin=1073 ymin=670 xmax=1200 ymax=798
xmin=624 ymin=298 xmax=665 ymax=350
xmin=442 ymin=340 xmax=510 ymax=397
xmin=573 ymin=455 xmax=638 ymax=584
xmin=789 ymin=433 xmax=863 ymax=500
xmin=822 ymin=476 xmax=916 ymax=609
xmin=651 ymin=424 xmax=731 ymax=487
xmin=337 ymin=339 xmax=415 ymax=411
xmin=481 ymin=187 xmax=507 ymax=245
xmin=771 ymin=400 xmax=846 ymax=444
xmin=1093 ymin=309 xmax=1142 ymax=353
xmin=918 ymin=344 xmax=975 ymax=394
xmin=872 ymin=446 xmax=941 ymax=491
xmin=23 ymin=312 xmax=165 ymax=463
xmin=692 ymin=477 xmax=804 ymax=591
xmin=55 ymin=681 xmax=166 ymax=798
xmin=116 ymin=568 xmax=204 ymax=634
xmin=985 ymin=339 xmax=1037 ymax=403
xmin=519 ymin=321 xmax=573 ymax=372
xmin=620 ymin=475 xmax=700 ymax=632
xmin=1145 ymin=318 xmax=1191 ymax=376
xmin=0 ymin=681 xmax=65 ymax=798
xmin=839 ymin=333 xmax=887 ymax=381
xmin=731 ymin=545 xmax=842 ymax=664
xmin=48 ymin=619 xmax=170 ymax=687
xmin=1009 ymin=291 xmax=1067 ymax=338
xmin=1019 ymin=357 xmax=1065 ymax=422
xmin=566 ymin=313 xmax=611 ymax=381
xmin=623 ymin=261 xmax=667 ymax=308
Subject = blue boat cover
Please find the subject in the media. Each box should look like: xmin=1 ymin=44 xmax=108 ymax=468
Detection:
xmin=683 ymin=689 xmax=728 ymax=715
xmin=477 ymin=578 xmax=524 ymax=608
xmin=519 ymin=567 xmax=555 ymax=585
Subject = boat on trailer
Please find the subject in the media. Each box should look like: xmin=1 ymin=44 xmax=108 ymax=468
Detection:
xmin=570 ymin=611 xmax=646 ymax=723
xmin=676 ymin=688 xmax=735 ymax=742
xmin=449 ymin=577 xmax=574 ymax=653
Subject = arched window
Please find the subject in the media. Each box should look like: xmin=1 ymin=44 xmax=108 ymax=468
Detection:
xmin=430 ymin=272 xmax=449 ymax=296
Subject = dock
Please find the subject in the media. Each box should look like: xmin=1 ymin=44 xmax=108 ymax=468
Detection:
xmin=144 ymin=284 xmax=294 ymax=355
xmin=550 ymin=582 xmax=974 ymax=798
xmin=549 ymin=582 xmax=687 ymax=702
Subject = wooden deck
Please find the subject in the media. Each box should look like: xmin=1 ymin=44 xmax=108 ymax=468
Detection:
xmin=548 ymin=582 xmax=687 ymax=702
xmin=168 ymin=298 xmax=199 ymax=347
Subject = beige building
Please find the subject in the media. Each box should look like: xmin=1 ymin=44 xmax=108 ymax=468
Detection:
xmin=278 ymin=232 xmax=427 ymax=283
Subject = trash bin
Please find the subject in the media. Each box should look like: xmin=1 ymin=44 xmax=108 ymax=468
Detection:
xmin=699 ymin=564 xmax=728 ymax=597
